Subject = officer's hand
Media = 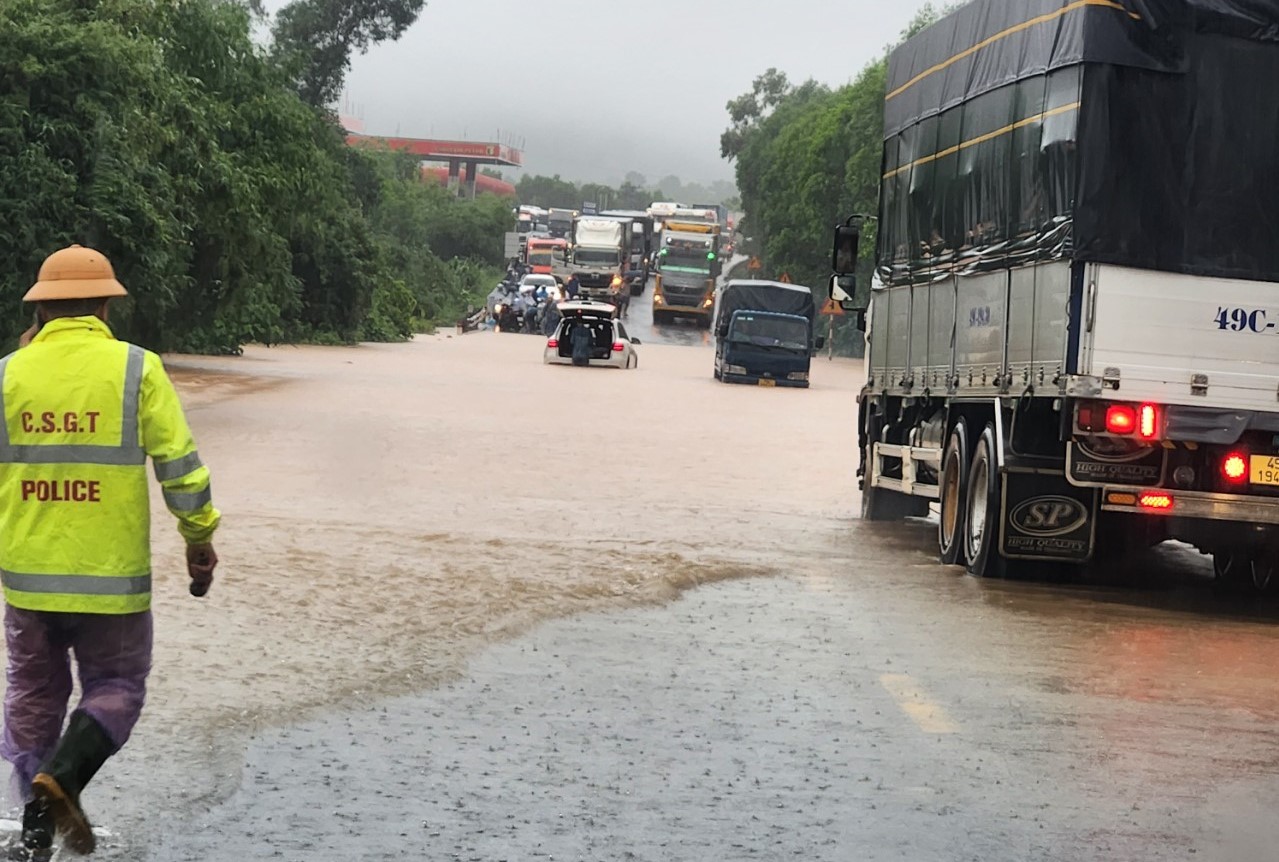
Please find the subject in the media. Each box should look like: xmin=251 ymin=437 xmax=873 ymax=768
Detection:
xmin=187 ymin=544 xmax=218 ymax=597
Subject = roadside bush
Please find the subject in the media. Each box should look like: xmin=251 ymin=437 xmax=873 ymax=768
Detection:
xmin=0 ymin=0 xmax=504 ymax=353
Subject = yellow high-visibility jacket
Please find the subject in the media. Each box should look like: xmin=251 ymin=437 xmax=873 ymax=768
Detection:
xmin=0 ymin=316 xmax=221 ymax=614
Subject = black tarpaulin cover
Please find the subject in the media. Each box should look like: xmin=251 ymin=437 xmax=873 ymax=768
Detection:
xmin=715 ymin=281 xmax=816 ymax=336
xmin=878 ymin=0 xmax=1279 ymax=286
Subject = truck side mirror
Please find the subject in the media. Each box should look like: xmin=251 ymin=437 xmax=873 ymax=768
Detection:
xmin=829 ymin=275 xmax=862 ymax=313
xmin=832 ymin=223 xmax=860 ymax=275
xmin=815 ymin=336 xmax=826 ymax=350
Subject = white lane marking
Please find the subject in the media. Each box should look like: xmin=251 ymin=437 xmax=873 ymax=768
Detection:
xmin=879 ymin=673 xmax=959 ymax=734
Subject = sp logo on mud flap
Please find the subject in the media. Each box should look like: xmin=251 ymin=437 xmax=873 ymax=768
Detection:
xmin=1009 ymin=496 xmax=1089 ymax=538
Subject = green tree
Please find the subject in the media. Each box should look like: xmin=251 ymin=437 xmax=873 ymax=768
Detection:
xmin=273 ymin=0 xmax=430 ymax=107
xmin=0 ymin=0 xmax=502 ymax=353
xmin=720 ymin=68 xmax=793 ymax=163
xmin=720 ymin=4 xmax=957 ymax=355
xmin=515 ymin=174 xmax=579 ymax=209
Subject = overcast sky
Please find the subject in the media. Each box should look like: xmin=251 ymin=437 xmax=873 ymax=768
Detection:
xmin=263 ymin=0 xmax=932 ymax=186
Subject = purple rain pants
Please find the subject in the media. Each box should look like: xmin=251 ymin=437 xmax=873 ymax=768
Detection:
xmin=1 ymin=605 xmax=152 ymax=801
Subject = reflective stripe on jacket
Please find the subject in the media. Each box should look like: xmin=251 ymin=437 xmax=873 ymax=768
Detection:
xmin=0 ymin=316 xmax=221 ymax=614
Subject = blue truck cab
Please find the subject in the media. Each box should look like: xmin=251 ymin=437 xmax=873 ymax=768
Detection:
xmin=713 ymin=280 xmax=822 ymax=388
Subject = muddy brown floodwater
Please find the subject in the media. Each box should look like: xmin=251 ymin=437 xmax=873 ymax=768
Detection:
xmin=16 ymin=305 xmax=1279 ymax=861
xmin=32 ymin=326 xmax=860 ymax=857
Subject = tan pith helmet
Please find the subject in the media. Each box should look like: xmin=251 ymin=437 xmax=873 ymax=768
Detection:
xmin=24 ymin=245 xmax=128 ymax=303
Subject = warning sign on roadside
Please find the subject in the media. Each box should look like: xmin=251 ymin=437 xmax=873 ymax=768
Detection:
xmin=820 ymin=298 xmax=845 ymax=316
xmin=778 ymin=272 xmax=792 ymax=283
xmin=748 ymin=256 xmax=763 ymax=272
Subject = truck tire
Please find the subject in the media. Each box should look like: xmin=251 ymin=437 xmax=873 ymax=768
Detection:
xmin=963 ymin=424 xmax=1006 ymax=578
xmin=653 ymin=310 xmax=667 ymax=326
xmin=860 ymin=482 xmax=929 ymax=521
xmin=938 ymin=419 xmax=969 ymax=565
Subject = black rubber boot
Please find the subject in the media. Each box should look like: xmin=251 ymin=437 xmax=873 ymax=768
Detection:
xmin=32 ymin=711 xmax=115 ymax=856
xmin=18 ymin=798 xmax=53 ymax=858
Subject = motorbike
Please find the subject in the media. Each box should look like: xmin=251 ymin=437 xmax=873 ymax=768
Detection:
xmin=493 ymin=291 xmax=527 ymax=333
xmin=609 ymin=283 xmax=633 ymax=320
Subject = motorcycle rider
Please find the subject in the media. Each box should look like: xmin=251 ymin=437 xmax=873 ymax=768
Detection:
xmin=541 ymin=293 xmax=562 ymax=337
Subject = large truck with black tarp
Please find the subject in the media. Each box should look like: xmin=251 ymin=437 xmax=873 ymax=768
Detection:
xmin=548 ymin=208 xmax=577 ymax=239
xmin=830 ymin=0 xmax=1279 ymax=585
xmin=713 ymin=280 xmax=822 ymax=388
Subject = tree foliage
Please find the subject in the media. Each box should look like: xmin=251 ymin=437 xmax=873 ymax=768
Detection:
xmin=722 ymin=5 xmax=955 ymax=354
xmin=272 ymin=0 xmax=429 ymax=107
xmin=0 ymin=0 xmax=498 ymax=354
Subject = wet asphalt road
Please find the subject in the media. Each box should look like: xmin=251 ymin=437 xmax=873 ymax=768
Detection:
xmin=45 ymin=303 xmax=1279 ymax=861
xmin=593 ymin=275 xmax=716 ymax=350
xmin=151 ymin=527 xmax=1279 ymax=862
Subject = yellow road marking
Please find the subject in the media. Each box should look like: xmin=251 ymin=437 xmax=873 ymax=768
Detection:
xmin=879 ymin=673 xmax=958 ymax=734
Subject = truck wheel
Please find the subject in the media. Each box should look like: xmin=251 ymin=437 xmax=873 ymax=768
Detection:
xmin=653 ymin=310 xmax=666 ymax=326
xmin=963 ymin=424 xmax=1006 ymax=578
xmin=938 ymin=419 xmax=969 ymax=565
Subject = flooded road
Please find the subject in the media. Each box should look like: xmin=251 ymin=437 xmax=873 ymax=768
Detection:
xmin=19 ymin=307 xmax=1279 ymax=860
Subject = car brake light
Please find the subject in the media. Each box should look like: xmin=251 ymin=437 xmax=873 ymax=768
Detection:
xmin=1139 ymin=493 xmax=1174 ymax=510
xmin=1105 ymin=404 xmax=1137 ymax=435
xmin=1223 ymin=452 xmax=1248 ymax=483
xmin=1138 ymin=404 xmax=1159 ymax=440
xmin=612 ymin=342 xmax=625 ymax=352
xmin=547 ymin=339 xmax=558 ymax=348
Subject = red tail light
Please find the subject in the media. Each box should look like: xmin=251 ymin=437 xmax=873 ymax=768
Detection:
xmin=1138 ymin=404 xmax=1159 ymax=440
xmin=1223 ymin=452 xmax=1248 ymax=483
xmin=1105 ymin=405 xmax=1137 ymax=435
xmin=1139 ymin=493 xmax=1174 ymax=510
xmin=612 ymin=342 xmax=625 ymax=352
xmin=547 ymin=339 xmax=558 ymax=348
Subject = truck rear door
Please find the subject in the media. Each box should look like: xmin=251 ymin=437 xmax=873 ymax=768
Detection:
xmin=1082 ymin=264 xmax=1279 ymax=411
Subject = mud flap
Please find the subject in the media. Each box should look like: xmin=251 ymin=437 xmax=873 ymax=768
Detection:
xmin=1067 ymin=442 xmax=1165 ymax=487
xmin=1000 ymin=468 xmax=1098 ymax=563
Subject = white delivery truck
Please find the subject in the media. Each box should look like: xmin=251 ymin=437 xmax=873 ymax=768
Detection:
xmin=831 ymin=0 xmax=1279 ymax=586
xmin=571 ymin=216 xmax=631 ymax=300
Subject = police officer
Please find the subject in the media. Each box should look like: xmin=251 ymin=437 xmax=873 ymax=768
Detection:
xmin=2 ymin=246 xmax=221 ymax=856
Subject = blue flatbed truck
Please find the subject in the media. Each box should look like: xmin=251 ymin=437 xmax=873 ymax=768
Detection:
xmin=712 ymin=280 xmax=822 ymax=388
